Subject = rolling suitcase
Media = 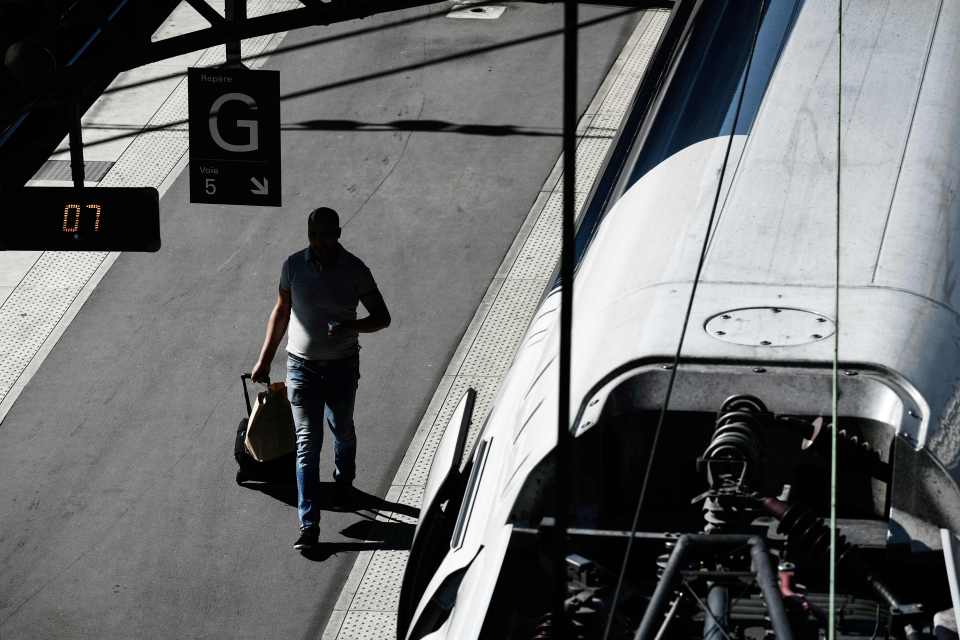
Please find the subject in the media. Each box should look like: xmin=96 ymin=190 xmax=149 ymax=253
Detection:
xmin=234 ymin=373 xmax=296 ymax=485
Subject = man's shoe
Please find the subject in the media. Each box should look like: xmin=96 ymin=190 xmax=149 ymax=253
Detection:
xmin=293 ymin=527 xmax=319 ymax=550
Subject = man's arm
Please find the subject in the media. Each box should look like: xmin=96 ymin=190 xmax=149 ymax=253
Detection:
xmin=251 ymin=288 xmax=291 ymax=382
xmin=341 ymin=289 xmax=391 ymax=334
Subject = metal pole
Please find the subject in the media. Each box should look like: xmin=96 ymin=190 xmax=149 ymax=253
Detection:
xmin=68 ymin=102 xmax=85 ymax=188
xmin=554 ymin=0 xmax=577 ymax=636
xmin=225 ymin=0 xmax=246 ymax=66
xmin=749 ymin=537 xmax=794 ymax=640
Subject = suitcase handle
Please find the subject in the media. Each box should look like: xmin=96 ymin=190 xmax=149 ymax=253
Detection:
xmin=240 ymin=373 xmax=270 ymax=417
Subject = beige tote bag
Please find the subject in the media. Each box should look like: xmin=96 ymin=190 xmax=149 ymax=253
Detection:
xmin=244 ymin=381 xmax=296 ymax=462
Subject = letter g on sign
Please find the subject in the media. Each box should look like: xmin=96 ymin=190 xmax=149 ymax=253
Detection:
xmin=209 ymin=92 xmax=260 ymax=153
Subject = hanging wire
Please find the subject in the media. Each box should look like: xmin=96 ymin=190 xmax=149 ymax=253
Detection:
xmin=828 ymin=0 xmax=843 ymax=636
xmin=601 ymin=2 xmax=768 ymax=638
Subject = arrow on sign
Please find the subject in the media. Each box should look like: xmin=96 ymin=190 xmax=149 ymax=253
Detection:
xmin=250 ymin=177 xmax=269 ymax=195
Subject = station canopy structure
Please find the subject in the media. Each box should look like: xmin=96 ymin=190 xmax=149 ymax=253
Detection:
xmin=0 ymin=0 xmax=449 ymax=195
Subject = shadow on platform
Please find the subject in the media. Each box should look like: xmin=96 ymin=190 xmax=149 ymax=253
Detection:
xmin=288 ymin=118 xmax=562 ymax=137
xmin=300 ymin=517 xmax=417 ymax=562
xmin=238 ymin=476 xmax=420 ymax=559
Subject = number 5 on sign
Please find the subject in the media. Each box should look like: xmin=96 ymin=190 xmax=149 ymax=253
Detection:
xmin=205 ymin=178 xmax=216 ymax=195
xmin=62 ymin=203 xmax=103 ymax=233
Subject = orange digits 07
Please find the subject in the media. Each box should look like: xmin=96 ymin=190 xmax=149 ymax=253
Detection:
xmin=62 ymin=203 xmax=103 ymax=233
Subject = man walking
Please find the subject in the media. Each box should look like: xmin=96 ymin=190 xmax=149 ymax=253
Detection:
xmin=251 ymin=207 xmax=391 ymax=551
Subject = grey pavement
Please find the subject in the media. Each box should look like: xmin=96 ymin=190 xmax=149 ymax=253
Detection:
xmin=0 ymin=4 xmax=641 ymax=639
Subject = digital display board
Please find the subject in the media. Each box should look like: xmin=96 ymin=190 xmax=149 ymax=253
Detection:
xmin=0 ymin=187 xmax=160 ymax=252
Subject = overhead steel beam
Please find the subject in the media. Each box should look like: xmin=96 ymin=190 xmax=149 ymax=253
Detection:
xmin=1 ymin=0 xmax=669 ymax=193
xmin=0 ymin=0 xmax=453 ymax=192
xmin=127 ymin=0 xmax=448 ymax=70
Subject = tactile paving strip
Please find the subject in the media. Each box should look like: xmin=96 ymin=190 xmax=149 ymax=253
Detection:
xmin=395 ymin=485 xmax=423 ymax=523
xmin=33 ymin=160 xmax=115 ymax=182
xmin=99 ymin=130 xmax=189 ymax=188
xmin=0 ymin=252 xmax=108 ymax=400
xmin=378 ymin=484 xmax=423 ymax=526
xmin=350 ymin=551 xmax=410 ymax=611
xmin=507 ymin=190 xmax=588 ymax=281
xmin=588 ymin=112 xmax=626 ymax=137
xmin=457 ymin=278 xmax=552 ymax=379
xmin=337 ymin=612 xmax=398 ymax=640
xmin=596 ymin=10 xmax=667 ymax=118
xmin=324 ymin=9 xmax=670 ymax=640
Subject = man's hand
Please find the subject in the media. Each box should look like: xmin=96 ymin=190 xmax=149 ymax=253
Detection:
xmin=251 ymin=360 xmax=270 ymax=384
xmin=328 ymin=319 xmax=350 ymax=336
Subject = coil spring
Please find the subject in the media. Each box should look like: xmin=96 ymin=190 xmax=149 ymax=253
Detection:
xmin=776 ymin=501 xmax=852 ymax=567
xmin=701 ymin=395 xmax=767 ymax=485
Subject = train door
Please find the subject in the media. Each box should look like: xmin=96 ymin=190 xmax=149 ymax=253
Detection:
xmin=397 ymin=388 xmax=476 ymax=639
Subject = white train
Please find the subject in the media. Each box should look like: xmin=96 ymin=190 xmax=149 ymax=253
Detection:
xmin=399 ymin=0 xmax=960 ymax=637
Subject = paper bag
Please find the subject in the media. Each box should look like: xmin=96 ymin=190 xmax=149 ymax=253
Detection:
xmin=244 ymin=381 xmax=295 ymax=462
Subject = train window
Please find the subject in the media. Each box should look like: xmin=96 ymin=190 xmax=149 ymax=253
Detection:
xmin=627 ymin=0 xmax=802 ymax=186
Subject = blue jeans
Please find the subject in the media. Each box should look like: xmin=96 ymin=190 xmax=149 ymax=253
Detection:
xmin=286 ymin=353 xmax=359 ymax=530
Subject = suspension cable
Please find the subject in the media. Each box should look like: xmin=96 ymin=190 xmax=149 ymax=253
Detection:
xmin=828 ymin=0 xmax=843 ymax=637
xmin=601 ymin=2 xmax=768 ymax=637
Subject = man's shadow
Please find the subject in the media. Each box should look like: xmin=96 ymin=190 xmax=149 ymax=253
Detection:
xmin=237 ymin=469 xmax=419 ymax=561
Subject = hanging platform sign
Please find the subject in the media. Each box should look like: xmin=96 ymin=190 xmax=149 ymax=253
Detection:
xmin=188 ymin=67 xmax=281 ymax=206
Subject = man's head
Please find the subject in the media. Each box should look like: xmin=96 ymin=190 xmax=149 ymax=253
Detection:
xmin=307 ymin=207 xmax=341 ymax=261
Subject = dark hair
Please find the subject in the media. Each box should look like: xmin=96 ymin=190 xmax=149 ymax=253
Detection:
xmin=307 ymin=207 xmax=340 ymax=234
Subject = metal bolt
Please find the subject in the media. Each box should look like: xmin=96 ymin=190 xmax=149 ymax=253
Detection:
xmin=772 ymin=308 xmax=782 ymax=313
xmin=842 ymin=370 xmax=858 ymax=376
xmin=908 ymin=409 xmax=919 ymax=418
xmin=811 ymin=334 xmax=823 ymax=339
xmin=716 ymin=330 xmax=726 ymax=336
xmin=588 ymin=398 xmax=599 ymax=406
xmin=753 ymin=367 xmax=766 ymax=373
xmin=721 ymin=314 xmax=731 ymax=320
xmin=661 ymin=364 xmax=673 ymax=370
xmin=817 ymin=317 xmax=827 ymax=323
xmin=760 ymin=340 xmax=772 ymax=346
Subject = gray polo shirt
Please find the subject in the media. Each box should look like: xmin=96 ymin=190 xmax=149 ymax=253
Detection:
xmin=280 ymin=246 xmax=379 ymax=361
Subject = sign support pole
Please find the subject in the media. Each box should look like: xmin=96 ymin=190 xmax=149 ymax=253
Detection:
xmin=68 ymin=102 xmax=86 ymax=188
xmin=554 ymin=0 xmax=576 ymax=637
xmin=224 ymin=0 xmax=247 ymax=67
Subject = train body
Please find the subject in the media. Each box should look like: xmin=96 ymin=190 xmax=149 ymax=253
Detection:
xmin=399 ymin=0 xmax=960 ymax=637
